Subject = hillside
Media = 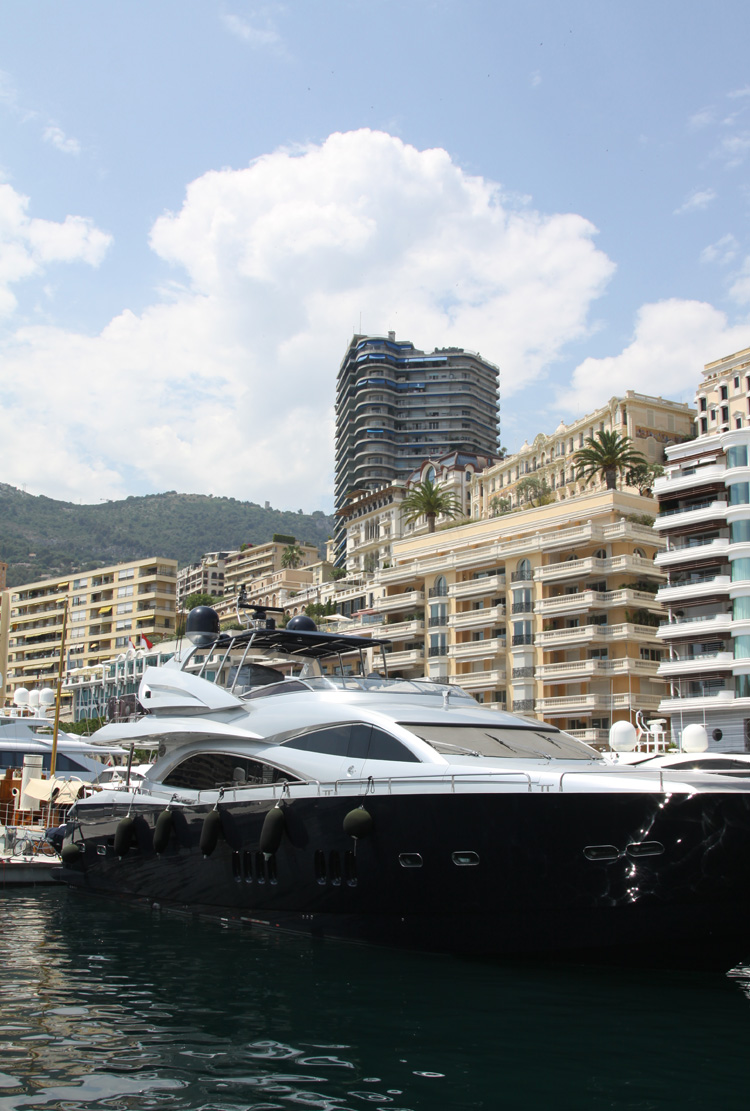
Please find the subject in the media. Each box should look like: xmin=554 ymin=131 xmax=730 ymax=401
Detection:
xmin=0 ymin=484 xmax=335 ymax=588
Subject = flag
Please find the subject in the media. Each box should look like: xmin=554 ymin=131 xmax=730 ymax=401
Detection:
xmin=128 ymin=637 xmax=138 ymax=651
xmin=139 ymin=634 xmax=154 ymax=650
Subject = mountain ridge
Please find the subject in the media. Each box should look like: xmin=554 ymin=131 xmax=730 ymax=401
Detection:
xmin=0 ymin=483 xmax=335 ymax=588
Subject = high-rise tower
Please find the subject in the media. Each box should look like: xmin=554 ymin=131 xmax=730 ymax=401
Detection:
xmin=334 ymin=332 xmax=499 ymax=563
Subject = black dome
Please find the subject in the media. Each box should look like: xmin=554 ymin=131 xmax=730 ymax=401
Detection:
xmin=186 ymin=605 xmax=221 ymax=646
xmin=286 ymin=615 xmax=318 ymax=632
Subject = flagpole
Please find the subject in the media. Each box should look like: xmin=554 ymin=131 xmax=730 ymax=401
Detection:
xmin=50 ymin=601 xmax=69 ymax=778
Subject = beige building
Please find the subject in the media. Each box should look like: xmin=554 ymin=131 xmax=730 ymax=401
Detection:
xmin=1 ymin=557 xmax=178 ymax=704
xmin=471 ymin=392 xmax=694 ymax=518
xmin=222 ymin=539 xmax=320 ymax=603
xmin=176 ymin=551 xmax=230 ymax=608
xmin=339 ymin=489 xmax=665 ymax=746
xmin=696 ymin=346 xmax=750 ymax=435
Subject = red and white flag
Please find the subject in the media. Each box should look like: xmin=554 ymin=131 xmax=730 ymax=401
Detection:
xmin=139 ymin=634 xmax=153 ymax=650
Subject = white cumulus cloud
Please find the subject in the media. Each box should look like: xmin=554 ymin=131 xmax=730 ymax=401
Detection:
xmin=0 ymin=129 xmax=617 ymax=508
xmin=556 ymin=299 xmax=750 ymax=416
xmin=674 ymin=188 xmax=717 ymax=215
xmin=0 ymin=182 xmax=111 ymax=315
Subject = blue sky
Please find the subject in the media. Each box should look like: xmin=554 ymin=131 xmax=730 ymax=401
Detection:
xmin=2 ymin=0 xmax=750 ymax=511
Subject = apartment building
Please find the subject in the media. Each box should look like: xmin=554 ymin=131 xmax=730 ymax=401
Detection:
xmin=1 ymin=557 xmax=178 ymax=703
xmin=176 ymin=551 xmax=230 ymax=608
xmin=340 ymin=452 xmax=493 ymax=577
xmin=654 ymin=423 xmax=750 ymax=750
xmin=333 ymin=332 xmax=499 ymax=563
xmin=343 ymin=489 xmax=665 ymax=746
xmin=695 ymin=346 xmax=750 ymax=435
xmin=471 ymin=392 xmax=694 ymax=517
xmin=222 ymin=539 xmax=320 ymax=603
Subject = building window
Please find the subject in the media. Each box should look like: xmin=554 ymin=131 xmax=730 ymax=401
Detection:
xmin=729 ymin=482 xmax=750 ymax=505
xmin=731 ymin=558 xmax=750 ymax=582
xmin=722 ymin=406 xmax=730 ymax=424
xmin=699 ymin=397 xmax=707 ymax=412
xmin=727 ymin=445 xmax=748 ymax=468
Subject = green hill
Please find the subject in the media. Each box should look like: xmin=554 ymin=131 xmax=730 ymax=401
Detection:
xmin=0 ymin=484 xmax=335 ymax=588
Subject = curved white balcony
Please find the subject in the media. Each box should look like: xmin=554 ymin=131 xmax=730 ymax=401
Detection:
xmin=538 ymin=621 xmax=661 ymax=648
xmin=657 ymin=651 xmax=734 ymax=678
xmin=655 ymin=537 xmax=729 ymax=568
xmin=452 ymin=637 xmax=506 ymax=661
xmin=654 ymin=500 xmax=727 ymax=531
xmin=656 ymin=575 xmax=730 ymax=604
xmin=657 ymin=613 xmax=732 ymax=639
xmin=653 ymin=463 xmax=726 ymax=496
xmin=449 ymin=574 xmax=506 ymax=600
xmin=449 ymin=605 xmax=506 ymax=630
xmin=374 ymin=590 xmax=425 ymax=613
xmin=537 ymin=658 xmax=661 ymax=684
xmin=535 ymin=588 xmax=661 ymax=618
xmin=454 ymin=669 xmax=506 ymax=691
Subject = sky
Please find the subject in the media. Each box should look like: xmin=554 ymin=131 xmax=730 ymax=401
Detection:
xmin=2 ymin=1 xmax=750 ymax=513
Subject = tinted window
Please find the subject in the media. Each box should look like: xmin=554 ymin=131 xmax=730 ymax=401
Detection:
xmin=163 ymin=752 xmax=300 ymax=790
xmin=283 ymin=723 xmax=420 ymax=763
xmin=404 ymin=724 xmax=598 ymax=760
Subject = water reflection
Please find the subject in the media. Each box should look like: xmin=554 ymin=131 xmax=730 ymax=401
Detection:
xmin=1 ymin=889 xmax=750 ymax=1110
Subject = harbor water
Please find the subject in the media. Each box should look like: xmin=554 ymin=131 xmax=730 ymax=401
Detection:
xmin=2 ymin=888 xmax=750 ymax=1110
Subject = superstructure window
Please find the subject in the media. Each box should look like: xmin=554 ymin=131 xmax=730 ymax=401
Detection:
xmin=162 ymin=753 xmax=301 ymax=790
xmin=403 ymin=724 xmax=597 ymax=760
xmin=282 ymin=723 xmax=420 ymax=762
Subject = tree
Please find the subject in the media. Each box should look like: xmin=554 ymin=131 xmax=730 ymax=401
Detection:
xmin=281 ymin=543 xmax=304 ymax=569
xmin=330 ymin=566 xmax=347 ymax=581
xmin=490 ymin=495 xmax=511 ymax=517
xmin=185 ymin=592 xmax=217 ymax=610
xmin=625 ymin=461 xmax=664 ymax=496
xmin=573 ymin=431 xmax=647 ymax=491
xmin=400 ymin=479 xmax=463 ymax=533
xmin=515 ymin=475 xmax=554 ymax=507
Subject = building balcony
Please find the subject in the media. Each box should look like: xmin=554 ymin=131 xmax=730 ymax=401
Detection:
xmin=449 ymin=605 xmax=506 ymax=631
xmin=654 ymin=500 xmax=727 ymax=531
xmin=657 ymin=652 xmax=734 ymax=678
xmin=535 ymin=588 xmax=660 ymax=618
xmin=536 ymin=658 xmax=661 ymax=683
xmin=657 ymin=613 xmax=733 ymax=639
xmin=565 ymin=728 xmax=611 ymax=746
xmin=658 ymin=690 xmax=736 ymax=713
xmin=536 ymin=693 xmax=664 ymax=717
xmin=381 ymin=619 xmax=425 ymax=641
xmin=449 ymin=574 xmax=506 ymax=600
xmin=454 ymin=669 xmax=506 ymax=691
xmin=534 ymin=554 xmax=663 ymax=583
xmin=655 ymin=537 xmax=729 ymax=568
xmin=383 ymin=648 xmax=425 ymax=670
xmin=653 ymin=463 xmax=727 ymax=496
xmin=373 ymin=590 xmax=425 ymax=613
xmin=538 ymin=621 xmax=661 ymax=649
xmin=452 ymin=637 xmax=505 ymax=661
xmin=656 ymin=575 xmax=730 ymax=604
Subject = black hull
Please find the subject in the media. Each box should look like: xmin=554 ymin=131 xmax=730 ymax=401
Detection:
xmin=60 ymin=790 xmax=750 ymax=963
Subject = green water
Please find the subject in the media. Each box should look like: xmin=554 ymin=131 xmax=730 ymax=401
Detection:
xmin=1 ymin=889 xmax=749 ymax=1110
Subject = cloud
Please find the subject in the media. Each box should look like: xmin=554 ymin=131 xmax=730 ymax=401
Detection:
xmin=556 ymin=299 xmax=750 ymax=416
xmin=689 ymin=107 xmax=714 ymax=130
xmin=718 ymin=132 xmax=750 ymax=168
xmin=729 ymin=257 xmax=750 ymax=305
xmin=0 ymin=182 xmax=111 ymax=315
xmin=0 ymin=129 xmax=615 ymax=509
xmin=530 ymin=70 xmax=542 ymax=88
xmin=728 ymin=86 xmax=750 ymax=100
xmin=221 ymin=11 xmax=282 ymax=48
xmin=42 ymin=125 xmax=81 ymax=156
xmin=700 ymin=234 xmax=738 ymax=265
xmin=674 ymin=188 xmax=716 ymax=215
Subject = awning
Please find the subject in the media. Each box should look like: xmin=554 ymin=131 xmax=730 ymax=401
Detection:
xmin=99 ymin=606 xmax=113 ymax=614
xmin=22 ymin=777 xmax=87 ymax=804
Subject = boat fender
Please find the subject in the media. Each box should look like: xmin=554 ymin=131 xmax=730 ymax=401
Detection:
xmin=153 ymin=809 xmax=174 ymax=854
xmin=61 ymin=842 xmax=81 ymax=864
xmin=200 ymin=809 xmax=223 ymax=857
xmin=114 ymin=816 xmax=135 ymax=857
xmin=343 ymin=806 xmax=373 ymax=840
xmin=259 ymin=805 xmax=285 ymax=857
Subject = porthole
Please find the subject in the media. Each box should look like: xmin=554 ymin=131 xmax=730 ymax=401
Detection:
xmin=712 ymin=728 xmax=723 ymax=742
xmin=399 ymin=853 xmax=423 ymax=868
xmin=583 ymin=845 xmax=620 ymax=862
xmin=451 ymin=851 xmax=480 ymax=866
xmin=314 ymin=849 xmax=327 ymax=885
xmin=626 ymin=841 xmax=664 ymax=859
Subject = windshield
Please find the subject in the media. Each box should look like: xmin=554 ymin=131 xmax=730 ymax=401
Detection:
xmin=402 ymin=724 xmax=600 ymax=760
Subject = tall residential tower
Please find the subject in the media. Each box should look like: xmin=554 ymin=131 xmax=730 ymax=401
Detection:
xmin=334 ymin=332 xmax=499 ymax=562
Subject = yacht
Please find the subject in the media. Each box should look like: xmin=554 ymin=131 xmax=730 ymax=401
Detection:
xmin=58 ymin=605 xmax=750 ymax=961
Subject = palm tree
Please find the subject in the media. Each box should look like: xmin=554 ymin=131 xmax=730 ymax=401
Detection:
xmin=573 ymin=431 xmax=647 ymax=491
xmin=401 ymin=479 xmax=463 ymax=533
xmin=281 ymin=543 xmax=304 ymax=569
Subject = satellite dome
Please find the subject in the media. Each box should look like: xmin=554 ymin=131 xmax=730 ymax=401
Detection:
xmin=186 ymin=605 xmax=221 ymax=647
xmin=286 ymin=615 xmax=317 ymax=632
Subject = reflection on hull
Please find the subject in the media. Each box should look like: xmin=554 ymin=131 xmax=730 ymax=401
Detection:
xmin=61 ymin=790 xmax=750 ymax=962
